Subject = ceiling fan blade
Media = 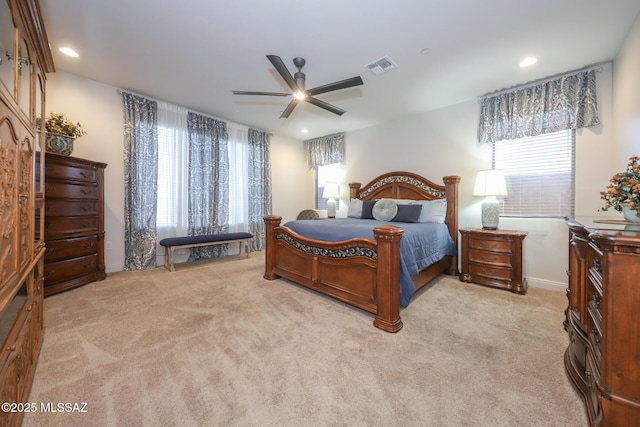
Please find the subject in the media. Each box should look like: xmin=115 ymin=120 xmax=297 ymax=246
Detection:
xmin=267 ymin=55 xmax=299 ymax=92
xmin=232 ymin=91 xmax=290 ymax=96
xmin=306 ymin=76 xmax=363 ymax=97
xmin=306 ymin=97 xmax=346 ymax=116
xmin=280 ymin=99 xmax=299 ymax=118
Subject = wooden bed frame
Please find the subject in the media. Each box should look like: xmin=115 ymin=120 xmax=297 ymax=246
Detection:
xmin=263 ymin=171 xmax=460 ymax=333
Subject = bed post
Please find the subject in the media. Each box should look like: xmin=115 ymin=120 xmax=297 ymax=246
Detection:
xmin=443 ymin=176 xmax=461 ymax=276
xmin=373 ymin=225 xmax=404 ymax=333
xmin=263 ymin=215 xmax=281 ymax=280
xmin=349 ymin=182 xmax=361 ymax=199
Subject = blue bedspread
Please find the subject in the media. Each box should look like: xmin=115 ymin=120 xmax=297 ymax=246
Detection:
xmin=282 ymin=218 xmax=457 ymax=307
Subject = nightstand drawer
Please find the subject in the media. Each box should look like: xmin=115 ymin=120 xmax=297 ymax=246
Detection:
xmin=468 ymin=249 xmax=512 ymax=267
xmin=468 ymin=263 xmax=513 ymax=281
xmin=468 ymin=237 xmax=512 ymax=253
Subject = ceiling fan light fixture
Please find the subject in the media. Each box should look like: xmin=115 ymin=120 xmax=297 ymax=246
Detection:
xmin=519 ymin=56 xmax=537 ymax=67
xmin=294 ymin=91 xmax=306 ymax=100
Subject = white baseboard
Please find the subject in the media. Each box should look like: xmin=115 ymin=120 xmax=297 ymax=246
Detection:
xmin=526 ymin=277 xmax=567 ymax=293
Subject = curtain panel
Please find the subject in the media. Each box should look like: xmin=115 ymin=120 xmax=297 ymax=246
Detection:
xmin=248 ymin=128 xmax=272 ymax=251
xmin=122 ymin=92 xmax=159 ymax=270
xmin=305 ymin=132 xmax=345 ymax=169
xmin=478 ymin=69 xmax=600 ymax=143
xmin=186 ymin=112 xmax=230 ymax=261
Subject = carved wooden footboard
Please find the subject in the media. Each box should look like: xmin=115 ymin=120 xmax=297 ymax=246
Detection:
xmin=264 ymin=216 xmax=404 ymax=332
xmin=263 ymin=172 xmax=460 ymax=333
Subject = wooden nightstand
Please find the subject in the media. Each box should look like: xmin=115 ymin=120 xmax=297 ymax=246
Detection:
xmin=459 ymin=228 xmax=528 ymax=294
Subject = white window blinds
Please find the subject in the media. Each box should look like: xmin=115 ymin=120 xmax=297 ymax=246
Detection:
xmin=493 ymin=129 xmax=575 ymax=217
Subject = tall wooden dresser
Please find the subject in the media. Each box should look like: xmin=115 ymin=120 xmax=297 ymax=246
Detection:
xmin=43 ymin=152 xmax=107 ymax=296
xmin=565 ymin=218 xmax=640 ymax=426
xmin=0 ymin=0 xmax=54 ymax=425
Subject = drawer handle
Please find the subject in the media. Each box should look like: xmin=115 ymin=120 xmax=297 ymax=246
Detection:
xmin=585 ymin=370 xmax=594 ymax=391
xmin=480 ymin=241 xmax=498 ymax=249
xmin=80 ymin=222 xmax=94 ymax=228
xmin=480 ymin=255 xmax=498 ymax=262
xmin=82 ymin=262 xmax=96 ymax=269
xmin=46 ymin=186 xmax=55 ymax=192
xmin=80 ymin=171 xmax=92 ymax=178
xmin=44 ymin=270 xmax=55 ymax=278
xmin=81 ymin=242 xmax=96 ymax=249
xmin=480 ymin=268 xmax=493 ymax=274
xmin=80 ymin=205 xmax=92 ymax=211
xmin=80 ymin=189 xmax=95 ymax=195
xmin=46 ymin=247 xmax=55 ymax=253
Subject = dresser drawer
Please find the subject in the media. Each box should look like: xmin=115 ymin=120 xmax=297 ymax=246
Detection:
xmin=44 ymin=216 xmax=99 ymax=239
xmin=45 ymin=235 xmax=99 ymax=262
xmin=44 ymin=253 xmax=100 ymax=284
xmin=468 ymin=237 xmax=512 ymax=253
xmin=45 ymin=182 xmax=100 ymax=199
xmin=45 ymin=161 xmax=98 ymax=182
xmin=45 ymin=199 xmax=99 ymax=217
xmin=468 ymin=249 xmax=512 ymax=267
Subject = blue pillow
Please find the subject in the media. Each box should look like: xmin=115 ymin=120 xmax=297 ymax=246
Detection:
xmin=391 ymin=204 xmax=423 ymax=223
xmin=361 ymin=200 xmax=377 ymax=219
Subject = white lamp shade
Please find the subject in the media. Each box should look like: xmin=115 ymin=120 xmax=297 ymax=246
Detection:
xmin=473 ymin=170 xmax=508 ymax=197
xmin=322 ymin=183 xmax=340 ymax=199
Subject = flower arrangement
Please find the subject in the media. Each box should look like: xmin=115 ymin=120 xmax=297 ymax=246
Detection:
xmin=37 ymin=113 xmax=87 ymax=138
xmin=600 ymin=156 xmax=640 ymax=214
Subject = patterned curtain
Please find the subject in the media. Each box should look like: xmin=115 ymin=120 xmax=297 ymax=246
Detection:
xmin=305 ymin=132 xmax=345 ymax=169
xmin=186 ymin=112 xmax=229 ymax=261
xmin=248 ymin=128 xmax=272 ymax=251
xmin=122 ymin=92 xmax=158 ymax=270
xmin=478 ymin=69 xmax=600 ymax=143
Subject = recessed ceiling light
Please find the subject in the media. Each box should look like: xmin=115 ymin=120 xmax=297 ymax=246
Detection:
xmin=519 ymin=57 xmax=537 ymax=67
xmin=301 ymin=129 xmax=309 ymax=134
xmin=59 ymin=47 xmax=79 ymax=57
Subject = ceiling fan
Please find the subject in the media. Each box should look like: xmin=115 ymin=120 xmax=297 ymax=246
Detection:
xmin=233 ymin=55 xmax=363 ymax=118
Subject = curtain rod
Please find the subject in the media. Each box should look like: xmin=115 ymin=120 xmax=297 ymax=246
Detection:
xmin=116 ymin=88 xmax=273 ymax=136
xmin=478 ymin=61 xmax=609 ymax=100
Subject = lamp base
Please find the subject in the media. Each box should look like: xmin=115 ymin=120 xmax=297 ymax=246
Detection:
xmin=327 ymin=198 xmax=336 ymax=218
xmin=481 ymin=198 xmax=500 ymax=230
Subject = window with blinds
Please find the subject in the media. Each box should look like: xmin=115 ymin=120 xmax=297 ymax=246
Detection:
xmin=315 ymin=163 xmax=342 ymax=210
xmin=493 ymin=129 xmax=575 ymax=217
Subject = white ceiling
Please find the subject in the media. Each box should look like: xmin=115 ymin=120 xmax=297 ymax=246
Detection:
xmin=39 ymin=0 xmax=640 ymax=140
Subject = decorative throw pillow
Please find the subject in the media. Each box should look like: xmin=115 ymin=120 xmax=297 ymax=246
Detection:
xmin=410 ymin=199 xmax=447 ymax=223
xmin=361 ymin=200 xmax=377 ymax=219
xmin=347 ymin=199 xmax=363 ymax=218
xmin=372 ymin=199 xmax=398 ymax=221
xmin=391 ymin=204 xmax=423 ymax=223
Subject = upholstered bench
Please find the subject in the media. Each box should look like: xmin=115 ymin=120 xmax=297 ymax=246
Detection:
xmin=159 ymin=232 xmax=253 ymax=271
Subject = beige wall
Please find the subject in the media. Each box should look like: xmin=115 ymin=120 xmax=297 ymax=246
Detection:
xmin=612 ymin=10 xmax=640 ymax=165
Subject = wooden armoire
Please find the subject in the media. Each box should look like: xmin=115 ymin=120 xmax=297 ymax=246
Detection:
xmin=0 ymin=0 xmax=54 ymax=425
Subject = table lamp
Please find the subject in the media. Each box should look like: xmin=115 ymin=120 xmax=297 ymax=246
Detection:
xmin=322 ymin=183 xmax=340 ymax=218
xmin=473 ymin=169 xmax=508 ymax=230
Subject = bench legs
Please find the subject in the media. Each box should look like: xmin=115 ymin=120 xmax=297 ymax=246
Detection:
xmin=163 ymin=239 xmax=251 ymax=272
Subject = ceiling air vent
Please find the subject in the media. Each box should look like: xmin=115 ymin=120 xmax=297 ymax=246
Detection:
xmin=365 ymin=56 xmax=397 ymax=75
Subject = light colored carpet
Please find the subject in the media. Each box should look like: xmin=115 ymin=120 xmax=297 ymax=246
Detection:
xmin=23 ymin=253 xmax=586 ymax=427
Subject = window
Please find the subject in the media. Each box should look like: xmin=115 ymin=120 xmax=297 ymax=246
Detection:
xmin=493 ymin=129 xmax=575 ymax=217
xmin=315 ymin=163 xmax=341 ymax=210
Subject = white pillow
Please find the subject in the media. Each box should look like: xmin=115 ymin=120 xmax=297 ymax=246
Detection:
xmin=347 ymin=199 xmax=363 ymax=218
xmin=372 ymin=199 xmax=398 ymax=221
xmin=410 ymin=199 xmax=447 ymax=223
